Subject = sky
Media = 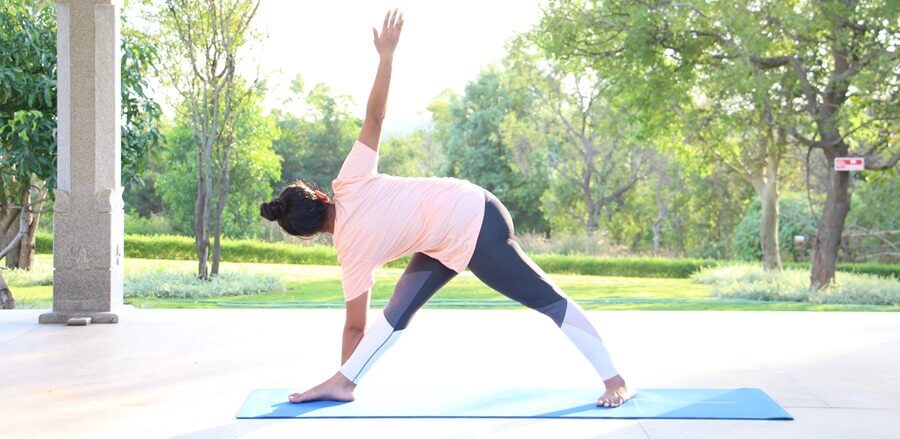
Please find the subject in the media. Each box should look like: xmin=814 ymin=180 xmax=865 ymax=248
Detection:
xmin=252 ymin=0 xmax=545 ymax=136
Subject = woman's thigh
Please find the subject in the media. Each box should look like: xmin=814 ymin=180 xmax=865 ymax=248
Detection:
xmin=468 ymin=194 xmax=568 ymax=323
xmin=383 ymin=252 xmax=458 ymax=330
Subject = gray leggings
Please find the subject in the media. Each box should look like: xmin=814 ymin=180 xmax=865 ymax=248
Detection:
xmin=384 ymin=191 xmax=567 ymax=330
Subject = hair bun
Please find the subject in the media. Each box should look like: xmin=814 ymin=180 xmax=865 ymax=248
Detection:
xmin=260 ymin=197 xmax=287 ymax=221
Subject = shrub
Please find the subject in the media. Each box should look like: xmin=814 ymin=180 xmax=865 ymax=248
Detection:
xmin=35 ymin=231 xmax=412 ymax=267
xmin=0 ymin=265 xmax=53 ymax=286
xmin=124 ymin=212 xmax=177 ymax=235
xmin=36 ymin=231 xmax=52 ymax=253
xmin=784 ymin=262 xmax=900 ymax=279
xmin=692 ymin=264 xmax=900 ymax=306
xmin=732 ymin=194 xmax=818 ymax=262
xmin=35 ymin=230 xmax=897 ymax=280
xmin=516 ymin=231 xmax=629 ymax=256
xmin=124 ymin=270 xmax=285 ymax=299
xmin=531 ymin=255 xmax=719 ymax=278
xmin=10 ymin=298 xmax=52 ymax=310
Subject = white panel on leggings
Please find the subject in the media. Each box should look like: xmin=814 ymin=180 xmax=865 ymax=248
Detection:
xmin=339 ymin=312 xmax=403 ymax=384
xmin=560 ymin=300 xmax=618 ymax=380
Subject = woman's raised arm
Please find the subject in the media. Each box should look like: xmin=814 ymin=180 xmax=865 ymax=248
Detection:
xmin=357 ymin=9 xmax=403 ymax=151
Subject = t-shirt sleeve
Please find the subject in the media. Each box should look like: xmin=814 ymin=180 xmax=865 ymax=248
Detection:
xmin=341 ymin=258 xmax=376 ymax=302
xmin=336 ymin=141 xmax=379 ymax=181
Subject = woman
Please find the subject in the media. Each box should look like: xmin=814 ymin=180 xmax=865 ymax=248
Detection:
xmin=260 ymin=10 xmax=632 ymax=408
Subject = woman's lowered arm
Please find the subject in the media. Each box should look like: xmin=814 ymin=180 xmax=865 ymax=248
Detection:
xmin=341 ymin=292 xmax=368 ymax=364
xmin=357 ymin=9 xmax=403 ymax=151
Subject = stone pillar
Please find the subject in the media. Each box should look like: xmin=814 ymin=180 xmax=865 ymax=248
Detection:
xmin=40 ymin=0 xmax=124 ymax=324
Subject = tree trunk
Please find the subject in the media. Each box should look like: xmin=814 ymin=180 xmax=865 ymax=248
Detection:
xmin=810 ymin=146 xmax=851 ymax=288
xmin=211 ymin=153 xmax=231 ymax=276
xmin=17 ymin=184 xmax=45 ymax=271
xmin=582 ymin=143 xmax=598 ymax=233
xmin=201 ymin=142 xmax=214 ymax=279
xmin=585 ymin=200 xmax=600 ymax=233
xmin=3 ymin=209 xmax=22 ymax=269
xmin=210 ymin=184 xmax=224 ymax=276
xmin=750 ymin=153 xmax=783 ymax=272
xmin=1 ymin=186 xmax=31 ymax=269
xmin=758 ymin=179 xmax=782 ymax=271
xmin=211 ymin=216 xmax=222 ymax=276
xmin=195 ymin=140 xmax=212 ymax=281
xmin=652 ymin=180 xmax=668 ymax=255
xmin=0 ymin=271 xmax=13 ymax=310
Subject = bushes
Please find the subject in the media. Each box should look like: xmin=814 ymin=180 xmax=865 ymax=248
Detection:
xmin=732 ymin=194 xmax=818 ymax=262
xmin=124 ymin=270 xmax=285 ymax=299
xmin=516 ymin=231 xmax=628 ymax=256
xmin=124 ymin=212 xmax=177 ymax=235
xmin=531 ymin=255 xmax=718 ymax=278
xmin=0 ymin=265 xmax=53 ymax=286
xmin=692 ymin=264 xmax=900 ymax=306
xmin=34 ymin=231 xmax=898 ymax=279
xmin=784 ymin=262 xmax=900 ymax=279
xmin=35 ymin=231 xmax=52 ymax=254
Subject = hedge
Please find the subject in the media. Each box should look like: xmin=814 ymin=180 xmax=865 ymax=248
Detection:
xmin=34 ymin=232 xmax=899 ymax=279
xmin=529 ymin=255 xmax=717 ymax=278
xmin=784 ymin=262 xmax=899 ymax=280
xmin=36 ymin=231 xmax=407 ymax=267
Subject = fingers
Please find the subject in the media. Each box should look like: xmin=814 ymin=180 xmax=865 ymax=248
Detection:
xmin=390 ymin=8 xmax=399 ymax=29
xmin=382 ymin=9 xmax=403 ymax=32
xmin=376 ymin=9 xmax=403 ymax=50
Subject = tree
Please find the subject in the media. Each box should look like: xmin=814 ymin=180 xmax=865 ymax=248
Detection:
xmin=536 ymin=0 xmax=899 ymax=286
xmin=159 ymin=0 xmax=261 ymax=279
xmin=733 ymin=193 xmax=819 ymax=262
xmin=648 ymin=150 xmax=681 ymax=254
xmin=503 ymin=38 xmax=644 ymax=234
xmin=439 ymin=69 xmax=550 ymax=234
xmin=0 ymin=1 xmax=57 ymax=273
xmin=0 ymin=271 xmax=12 ymax=309
xmin=272 ymin=79 xmax=361 ymax=193
xmin=678 ymin=88 xmax=791 ymax=271
xmin=379 ymin=130 xmax=437 ymax=177
xmin=0 ymin=0 xmax=162 ymax=273
xmin=157 ymin=93 xmax=280 ymax=243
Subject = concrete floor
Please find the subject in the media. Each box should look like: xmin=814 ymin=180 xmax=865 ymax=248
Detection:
xmin=2 ymin=308 xmax=898 ymax=438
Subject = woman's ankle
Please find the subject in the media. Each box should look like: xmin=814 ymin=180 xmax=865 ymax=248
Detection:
xmin=603 ymin=374 xmax=626 ymax=387
xmin=333 ymin=371 xmax=357 ymax=389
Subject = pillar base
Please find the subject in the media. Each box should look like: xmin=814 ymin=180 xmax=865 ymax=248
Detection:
xmin=39 ymin=311 xmax=118 ymax=324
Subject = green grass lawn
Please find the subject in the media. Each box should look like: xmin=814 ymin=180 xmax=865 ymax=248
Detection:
xmin=7 ymin=255 xmax=898 ymax=311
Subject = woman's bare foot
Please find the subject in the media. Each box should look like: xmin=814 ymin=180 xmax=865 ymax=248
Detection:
xmin=597 ymin=374 xmax=633 ymax=408
xmin=288 ymin=372 xmax=357 ymax=403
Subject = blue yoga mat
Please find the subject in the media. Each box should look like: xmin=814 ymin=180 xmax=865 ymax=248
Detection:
xmin=236 ymin=388 xmax=793 ymax=420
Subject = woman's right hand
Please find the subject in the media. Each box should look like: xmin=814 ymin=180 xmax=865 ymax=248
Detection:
xmin=373 ymin=9 xmax=403 ymax=61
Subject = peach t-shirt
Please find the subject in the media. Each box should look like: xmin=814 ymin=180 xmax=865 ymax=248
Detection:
xmin=332 ymin=141 xmax=486 ymax=302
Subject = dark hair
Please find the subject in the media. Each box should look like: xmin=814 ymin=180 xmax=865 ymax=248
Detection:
xmin=260 ymin=179 xmax=331 ymax=238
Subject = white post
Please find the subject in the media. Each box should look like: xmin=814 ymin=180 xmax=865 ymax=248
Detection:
xmin=40 ymin=0 xmax=124 ymax=325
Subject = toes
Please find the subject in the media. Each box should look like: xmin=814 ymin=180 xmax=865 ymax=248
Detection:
xmin=597 ymin=396 xmax=628 ymax=408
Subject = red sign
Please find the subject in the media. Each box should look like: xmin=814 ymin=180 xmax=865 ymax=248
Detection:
xmin=834 ymin=157 xmax=865 ymax=171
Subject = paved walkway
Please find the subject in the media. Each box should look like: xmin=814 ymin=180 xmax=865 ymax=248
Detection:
xmin=2 ymin=309 xmax=898 ymax=438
